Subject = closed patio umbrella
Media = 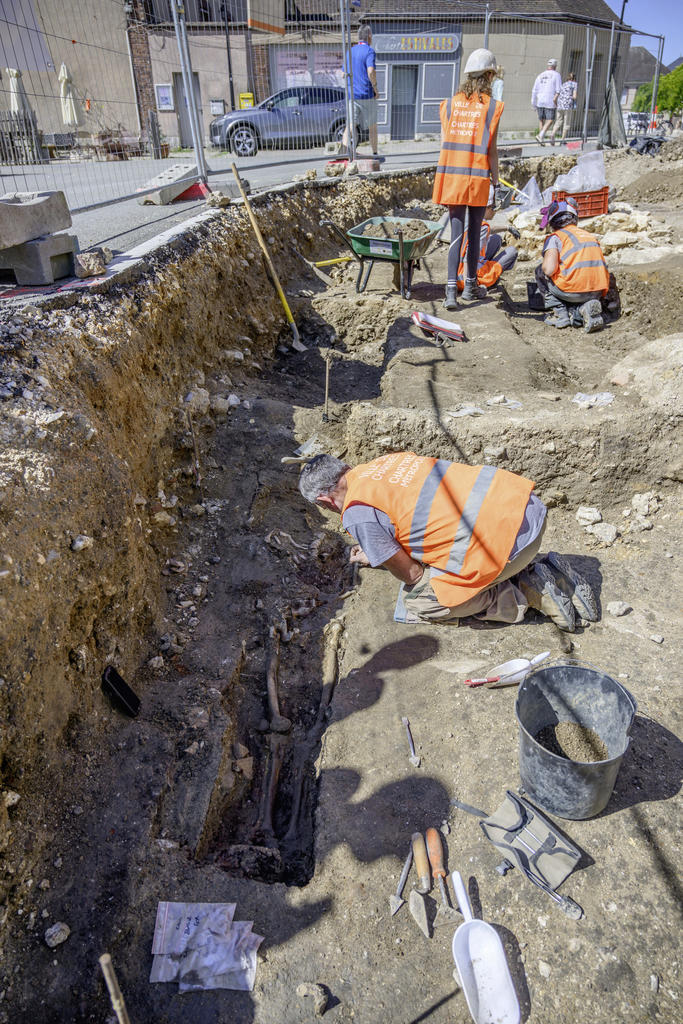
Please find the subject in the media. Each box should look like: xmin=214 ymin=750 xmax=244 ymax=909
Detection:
xmin=6 ymin=68 xmax=32 ymax=117
xmin=58 ymin=63 xmax=82 ymax=127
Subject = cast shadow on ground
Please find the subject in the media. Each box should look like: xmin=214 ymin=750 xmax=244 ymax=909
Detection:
xmin=602 ymin=714 xmax=682 ymax=815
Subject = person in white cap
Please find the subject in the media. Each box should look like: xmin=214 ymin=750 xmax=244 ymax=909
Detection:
xmin=531 ymin=58 xmax=562 ymax=145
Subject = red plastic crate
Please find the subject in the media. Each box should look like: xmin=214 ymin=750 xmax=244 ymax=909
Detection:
xmin=551 ymin=185 xmax=609 ymax=218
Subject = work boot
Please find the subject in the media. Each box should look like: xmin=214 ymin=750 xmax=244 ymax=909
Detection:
xmin=568 ymin=305 xmax=583 ymax=327
xmin=517 ymin=562 xmax=576 ymax=632
xmin=580 ymin=299 xmax=604 ymax=333
xmin=544 ymin=306 xmax=571 ymax=328
xmin=461 ymin=278 xmax=487 ymax=301
xmin=541 ymin=551 xmax=599 ymax=622
xmin=443 ymin=284 xmax=458 ymax=310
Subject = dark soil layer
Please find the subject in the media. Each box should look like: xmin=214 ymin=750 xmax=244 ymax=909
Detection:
xmin=535 ymin=722 xmax=609 ymax=762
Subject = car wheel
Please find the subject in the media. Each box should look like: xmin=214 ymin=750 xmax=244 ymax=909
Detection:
xmin=230 ymin=125 xmax=258 ymax=158
xmin=331 ymin=121 xmax=358 ymax=145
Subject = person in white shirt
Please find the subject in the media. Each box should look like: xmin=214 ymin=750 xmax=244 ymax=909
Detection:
xmin=531 ymin=58 xmax=562 ymax=145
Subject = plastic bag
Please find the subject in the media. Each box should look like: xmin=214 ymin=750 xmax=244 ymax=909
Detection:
xmin=517 ymin=175 xmax=543 ymax=210
xmin=577 ymin=150 xmax=606 ymax=189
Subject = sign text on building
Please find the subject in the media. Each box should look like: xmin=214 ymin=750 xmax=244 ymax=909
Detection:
xmin=373 ymin=34 xmax=460 ymax=54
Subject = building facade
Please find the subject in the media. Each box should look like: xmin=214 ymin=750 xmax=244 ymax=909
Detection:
xmin=1 ymin=0 xmax=630 ymax=149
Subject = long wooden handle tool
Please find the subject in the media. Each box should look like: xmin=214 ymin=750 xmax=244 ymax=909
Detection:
xmin=411 ymin=831 xmax=431 ymax=894
xmin=231 ymin=162 xmax=300 ymax=348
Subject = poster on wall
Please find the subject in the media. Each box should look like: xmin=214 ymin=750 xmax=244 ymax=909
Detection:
xmin=274 ymin=50 xmax=311 ymax=88
xmin=315 ymin=50 xmax=344 ymax=87
xmin=247 ymin=0 xmax=285 ymax=36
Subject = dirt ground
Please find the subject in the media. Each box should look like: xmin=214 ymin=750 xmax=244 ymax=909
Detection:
xmin=0 ymin=149 xmax=681 ymax=1024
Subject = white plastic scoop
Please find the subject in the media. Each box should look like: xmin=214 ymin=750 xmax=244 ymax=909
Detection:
xmin=464 ymin=651 xmax=550 ymax=688
xmin=451 ymin=871 xmax=520 ymax=1024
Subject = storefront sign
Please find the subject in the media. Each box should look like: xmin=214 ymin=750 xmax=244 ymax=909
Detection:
xmin=373 ymin=33 xmax=460 ymax=54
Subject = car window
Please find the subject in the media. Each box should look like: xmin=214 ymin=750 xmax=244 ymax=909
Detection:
xmin=270 ymin=89 xmax=303 ymax=110
xmin=300 ymin=88 xmax=324 ymax=105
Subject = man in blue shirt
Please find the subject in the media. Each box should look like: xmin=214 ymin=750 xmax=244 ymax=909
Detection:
xmin=343 ymin=24 xmax=379 ymax=156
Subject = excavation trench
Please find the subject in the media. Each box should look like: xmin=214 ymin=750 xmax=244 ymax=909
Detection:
xmin=0 ymin=161 xmax=682 ymax=1022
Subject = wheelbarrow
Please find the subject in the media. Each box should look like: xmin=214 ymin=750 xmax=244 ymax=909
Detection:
xmin=322 ymin=216 xmax=441 ymax=299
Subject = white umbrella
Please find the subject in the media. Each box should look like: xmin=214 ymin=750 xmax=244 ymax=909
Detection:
xmin=6 ymin=67 xmax=32 ymax=117
xmin=58 ymin=63 xmax=82 ymax=127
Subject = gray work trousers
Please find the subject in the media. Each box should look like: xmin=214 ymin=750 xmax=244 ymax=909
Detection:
xmin=403 ymin=518 xmax=547 ymax=624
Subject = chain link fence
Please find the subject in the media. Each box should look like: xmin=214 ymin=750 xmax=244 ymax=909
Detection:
xmin=0 ymin=1 xmax=665 ymax=217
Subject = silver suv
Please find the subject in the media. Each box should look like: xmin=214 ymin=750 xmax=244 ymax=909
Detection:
xmin=209 ymin=86 xmax=367 ymax=157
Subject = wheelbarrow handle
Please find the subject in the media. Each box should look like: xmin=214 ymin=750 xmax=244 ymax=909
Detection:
xmin=321 ymin=218 xmax=361 ymax=261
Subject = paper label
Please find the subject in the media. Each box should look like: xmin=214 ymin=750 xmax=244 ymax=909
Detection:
xmin=368 ymin=239 xmax=393 ymax=256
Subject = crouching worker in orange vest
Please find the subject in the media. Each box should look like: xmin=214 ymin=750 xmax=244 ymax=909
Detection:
xmin=535 ymin=198 xmax=609 ymax=333
xmin=298 ymin=453 xmax=599 ymax=632
xmin=456 ymin=186 xmax=518 ymax=292
xmin=433 ymin=48 xmax=503 ymax=311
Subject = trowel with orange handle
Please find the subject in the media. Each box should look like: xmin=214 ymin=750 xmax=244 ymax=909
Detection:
xmin=408 ymin=832 xmax=431 ymax=938
xmin=426 ymin=827 xmax=460 ymax=926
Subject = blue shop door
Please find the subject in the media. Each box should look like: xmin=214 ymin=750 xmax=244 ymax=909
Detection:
xmin=390 ymin=64 xmax=418 ymax=140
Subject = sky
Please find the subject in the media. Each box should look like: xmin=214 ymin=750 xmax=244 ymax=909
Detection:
xmin=614 ymin=0 xmax=683 ymax=66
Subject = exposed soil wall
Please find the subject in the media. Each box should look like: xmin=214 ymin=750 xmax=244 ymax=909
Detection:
xmin=0 ymin=171 xmax=432 ymax=867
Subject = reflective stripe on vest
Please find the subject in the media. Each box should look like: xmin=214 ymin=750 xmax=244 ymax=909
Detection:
xmin=341 ymin=453 xmax=535 ymax=606
xmin=551 ymin=226 xmax=609 ymax=295
xmin=432 ymin=94 xmax=503 ymax=207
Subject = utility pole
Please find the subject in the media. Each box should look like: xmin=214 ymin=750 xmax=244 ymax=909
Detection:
xmin=610 ymin=0 xmax=628 ymax=81
xmin=221 ymin=2 xmax=236 ymax=110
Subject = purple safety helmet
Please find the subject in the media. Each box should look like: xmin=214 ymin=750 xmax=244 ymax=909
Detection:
xmin=540 ymin=197 xmax=579 ymax=229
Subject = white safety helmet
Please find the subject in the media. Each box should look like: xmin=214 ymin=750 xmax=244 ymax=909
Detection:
xmin=464 ymin=49 xmax=498 ymax=75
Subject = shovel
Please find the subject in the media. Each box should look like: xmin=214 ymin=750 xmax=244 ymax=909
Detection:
xmin=451 ymin=871 xmax=520 ymax=1024
xmin=463 ymin=651 xmax=550 ymax=689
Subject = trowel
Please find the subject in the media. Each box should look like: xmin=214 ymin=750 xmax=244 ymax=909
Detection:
xmin=408 ymin=889 xmax=430 ymax=939
xmin=388 ymin=847 xmax=412 ymax=916
xmin=426 ymin=827 xmax=460 ymax=927
xmin=408 ymin=832 xmax=432 ymax=938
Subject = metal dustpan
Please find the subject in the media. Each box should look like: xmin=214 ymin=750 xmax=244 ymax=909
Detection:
xmin=451 ymin=871 xmax=520 ymax=1024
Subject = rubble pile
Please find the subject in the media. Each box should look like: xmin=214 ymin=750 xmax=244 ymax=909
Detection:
xmin=508 ymin=202 xmax=677 ymax=263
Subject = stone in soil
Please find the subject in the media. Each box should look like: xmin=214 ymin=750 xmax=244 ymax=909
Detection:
xmin=535 ymin=722 xmax=608 ymax=762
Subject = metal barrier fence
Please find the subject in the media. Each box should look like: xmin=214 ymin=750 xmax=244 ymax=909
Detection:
xmin=0 ymin=1 xmax=666 ymax=217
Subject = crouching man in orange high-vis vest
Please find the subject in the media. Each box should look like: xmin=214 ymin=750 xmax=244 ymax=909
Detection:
xmin=298 ymin=453 xmax=596 ymax=632
xmin=535 ymin=198 xmax=609 ymax=333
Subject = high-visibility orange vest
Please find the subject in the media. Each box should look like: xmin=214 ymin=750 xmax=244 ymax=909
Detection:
xmin=456 ymin=222 xmax=504 ymax=291
xmin=432 ymin=92 xmax=503 ymax=207
xmin=550 ymin=225 xmax=609 ymax=296
xmin=341 ymin=452 xmax=534 ymax=607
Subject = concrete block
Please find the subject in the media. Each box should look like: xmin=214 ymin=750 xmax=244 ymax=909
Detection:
xmin=0 ymin=232 xmax=79 ymax=286
xmin=136 ymin=163 xmax=199 ymax=205
xmin=0 ymin=191 xmax=71 ymax=250
xmin=357 ymin=158 xmax=381 ymax=173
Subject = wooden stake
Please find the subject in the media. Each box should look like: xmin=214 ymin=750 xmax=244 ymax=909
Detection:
xmin=99 ymin=953 xmax=132 ymax=1024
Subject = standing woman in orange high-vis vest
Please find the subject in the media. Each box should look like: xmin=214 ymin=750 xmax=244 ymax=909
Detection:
xmin=433 ymin=48 xmax=503 ymax=310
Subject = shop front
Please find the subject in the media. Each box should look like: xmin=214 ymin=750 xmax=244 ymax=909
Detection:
xmin=372 ymin=28 xmax=462 ymax=139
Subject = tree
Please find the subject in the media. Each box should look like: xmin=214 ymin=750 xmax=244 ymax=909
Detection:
xmin=632 ymin=82 xmax=652 ymax=112
xmin=633 ymin=64 xmax=683 ymax=114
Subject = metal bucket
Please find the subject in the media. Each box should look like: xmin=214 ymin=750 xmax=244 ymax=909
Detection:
xmin=515 ymin=661 xmax=637 ymax=820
